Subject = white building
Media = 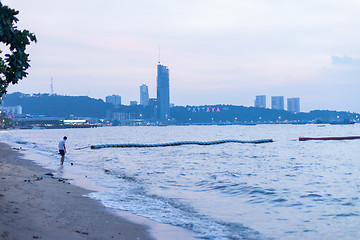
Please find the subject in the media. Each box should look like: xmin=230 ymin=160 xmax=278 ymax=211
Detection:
xmin=287 ymin=97 xmax=300 ymax=113
xmin=0 ymin=105 xmax=22 ymax=116
xmin=271 ymin=96 xmax=284 ymax=110
xmin=140 ymin=84 xmax=149 ymax=106
xmin=254 ymin=95 xmax=266 ymax=108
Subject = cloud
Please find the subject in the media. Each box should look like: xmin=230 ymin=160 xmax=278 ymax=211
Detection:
xmin=332 ymin=55 xmax=360 ymax=66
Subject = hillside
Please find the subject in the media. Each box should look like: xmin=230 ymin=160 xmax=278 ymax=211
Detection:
xmin=2 ymin=92 xmax=359 ymax=123
xmin=3 ymin=92 xmax=114 ymax=118
xmin=170 ymin=105 xmax=359 ymax=123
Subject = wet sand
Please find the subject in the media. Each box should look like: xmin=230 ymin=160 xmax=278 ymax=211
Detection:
xmin=0 ymin=142 xmax=196 ymax=240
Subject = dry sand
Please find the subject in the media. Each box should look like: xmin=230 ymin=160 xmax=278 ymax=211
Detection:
xmin=0 ymin=142 xmax=196 ymax=240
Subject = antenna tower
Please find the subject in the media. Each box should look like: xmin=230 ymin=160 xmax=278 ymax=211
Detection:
xmin=158 ymin=46 xmax=161 ymax=64
xmin=50 ymin=77 xmax=54 ymax=95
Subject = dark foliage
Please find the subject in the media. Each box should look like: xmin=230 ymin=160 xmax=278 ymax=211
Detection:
xmin=0 ymin=2 xmax=37 ymax=97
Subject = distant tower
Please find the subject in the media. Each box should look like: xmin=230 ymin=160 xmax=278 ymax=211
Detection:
xmin=158 ymin=46 xmax=161 ymax=64
xmin=140 ymin=84 xmax=149 ymax=106
xmin=271 ymin=96 xmax=284 ymax=110
xmin=287 ymin=97 xmax=300 ymax=113
xmin=50 ymin=78 xmax=54 ymax=95
xmin=157 ymin=63 xmax=170 ymax=122
xmin=254 ymin=95 xmax=266 ymax=108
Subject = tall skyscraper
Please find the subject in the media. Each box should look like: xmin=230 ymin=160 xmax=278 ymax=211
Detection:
xmin=106 ymin=95 xmax=121 ymax=106
xmin=254 ymin=95 xmax=266 ymax=108
xmin=157 ymin=63 xmax=170 ymax=122
xmin=287 ymin=97 xmax=300 ymax=113
xmin=140 ymin=84 xmax=149 ymax=106
xmin=271 ymin=96 xmax=284 ymax=110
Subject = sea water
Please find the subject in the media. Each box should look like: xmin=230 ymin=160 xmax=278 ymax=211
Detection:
xmin=1 ymin=124 xmax=360 ymax=240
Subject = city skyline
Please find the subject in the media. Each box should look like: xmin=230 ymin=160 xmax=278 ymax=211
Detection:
xmin=3 ymin=0 xmax=360 ymax=113
xmin=255 ymin=95 xmax=301 ymax=113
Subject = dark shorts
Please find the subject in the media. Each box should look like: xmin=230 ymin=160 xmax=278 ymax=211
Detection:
xmin=59 ymin=150 xmax=65 ymax=156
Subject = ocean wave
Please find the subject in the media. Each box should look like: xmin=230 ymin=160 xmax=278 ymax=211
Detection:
xmin=89 ymin=189 xmax=269 ymax=240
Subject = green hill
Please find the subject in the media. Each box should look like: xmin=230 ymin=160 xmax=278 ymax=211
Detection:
xmin=3 ymin=92 xmax=114 ymax=118
xmin=2 ymin=92 xmax=359 ymax=123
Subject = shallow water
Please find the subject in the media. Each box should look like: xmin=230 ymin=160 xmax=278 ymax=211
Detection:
xmin=1 ymin=124 xmax=360 ymax=239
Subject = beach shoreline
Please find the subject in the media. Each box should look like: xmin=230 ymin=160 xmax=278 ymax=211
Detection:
xmin=0 ymin=142 xmax=197 ymax=240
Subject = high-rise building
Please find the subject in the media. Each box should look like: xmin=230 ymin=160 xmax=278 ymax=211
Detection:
xmin=148 ymin=98 xmax=158 ymax=119
xmin=157 ymin=64 xmax=170 ymax=122
xmin=271 ymin=96 xmax=284 ymax=110
xmin=140 ymin=84 xmax=149 ymax=106
xmin=254 ymin=95 xmax=266 ymax=108
xmin=287 ymin=97 xmax=300 ymax=113
xmin=106 ymin=95 xmax=121 ymax=106
xmin=130 ymin=101 xmax=138 ymax=106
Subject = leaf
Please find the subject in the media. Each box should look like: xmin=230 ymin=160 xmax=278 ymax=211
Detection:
xmin=0 ymin=2 xmax=36 ymax=97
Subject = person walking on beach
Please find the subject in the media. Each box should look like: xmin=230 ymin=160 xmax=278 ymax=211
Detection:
xmin=58 ymin=136 xmax=67 ymax=165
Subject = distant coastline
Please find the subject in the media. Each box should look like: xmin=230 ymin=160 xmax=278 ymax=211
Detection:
xmin=1 ymin=92 xmax=359 ymax=128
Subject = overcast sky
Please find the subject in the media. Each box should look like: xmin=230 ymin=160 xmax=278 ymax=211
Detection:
xmin=3 ymin=0 xmax=360 ymax=112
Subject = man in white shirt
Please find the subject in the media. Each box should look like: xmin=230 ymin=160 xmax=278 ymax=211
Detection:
xmin=58 ymin=136 xmax=67 ymax=165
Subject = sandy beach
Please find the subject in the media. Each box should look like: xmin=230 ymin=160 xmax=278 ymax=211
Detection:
xmin=0 ymin=142 xmax=196 ymax=240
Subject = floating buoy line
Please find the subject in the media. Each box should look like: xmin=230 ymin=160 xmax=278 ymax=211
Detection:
xmin=299 ymin=136 xmax=360 ymax=141
xmin=90 ymin=139 xmax=273 ymax=149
